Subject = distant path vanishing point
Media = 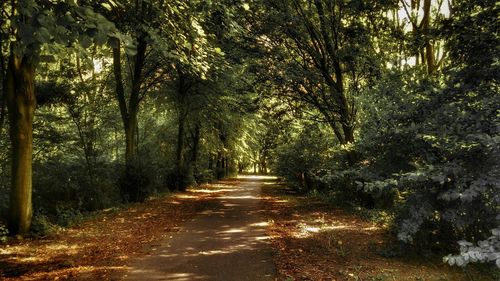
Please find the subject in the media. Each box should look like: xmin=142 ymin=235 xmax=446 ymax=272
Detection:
xmin=121 ymin=175 xmax=277 ymax=281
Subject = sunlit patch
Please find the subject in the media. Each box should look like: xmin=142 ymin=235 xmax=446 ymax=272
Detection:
xmin=175 ymin=194 xmax=198 ymax=199
xmin=9 ymin=256 xmax=47 ymax=263
xmin=291 ymin=219 xmax=382 ymax=240
xmin=199 ymin=250 xmax=231 ymax=255
xmin=163 ymin=272 xmax=207 ymax=280
xmin=305 ymin=226 xmax=321 ymax=233
xmin=117 ymin=255 xmax=129 ymax=260
xmin=45 ymin=243 xmax=80 ymax=252
xmin=254 ymin=236 xmax=269 ymax=241
xmin=218 ymin=195 xmax=258 ymax=200
xmin=362 ymin=226 xmax=379 ymax=231
xmin=237 ymin=175 xmax=278 ymax=180
xmin=220 ymin=228 xmax=244 ymax=233
xmin=194 ymin=188 xmax=223 ymax=193
xmin=199 ymin=210 xmax=225 ymax=215
xmin=250 ymin=221 xmax=269 ymax=227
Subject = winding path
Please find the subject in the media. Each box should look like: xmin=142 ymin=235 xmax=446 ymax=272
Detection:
xmin=121 ymin=176 xmax=277 ymax=281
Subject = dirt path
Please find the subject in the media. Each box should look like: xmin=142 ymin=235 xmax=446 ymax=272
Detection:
xmin=120 ymin=176 xmax=277 ymax=281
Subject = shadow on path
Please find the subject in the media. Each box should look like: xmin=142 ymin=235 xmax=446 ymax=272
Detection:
xmin=121 ymin=175 xmax=277 ymax=281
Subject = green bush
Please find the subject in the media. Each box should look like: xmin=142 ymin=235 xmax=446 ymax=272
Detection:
xmin=55 ymin=204 xmax=84 ymax=227
xmin=30 ymin=214 xmax=58 ymax=237
xmin=0 ymin=221 xmax=8 ymax=242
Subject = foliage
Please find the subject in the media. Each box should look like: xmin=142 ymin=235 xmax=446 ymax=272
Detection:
xmin=0 ymin=0 xmax=497 ymax=272
xmin=0 ymin=222 xmax=8 ymax=242
xmin=268 ymin=0 xmax=499 ymax=269
xmin=444 ymin=229 xmax=500 ymax=268
xmin=273 ymin=123 xmax=333 ymax=191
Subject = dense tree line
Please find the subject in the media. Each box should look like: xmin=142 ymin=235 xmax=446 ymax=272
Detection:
xmin=0 ymin=0 xmax=498 ymax=270
xmin=0 ymin=0 xmax=255 ymax=235
xmin=253 ymin=0 xmax=499 ymax=269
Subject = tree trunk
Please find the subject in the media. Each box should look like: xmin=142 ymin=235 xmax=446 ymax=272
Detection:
xmin=216 ymin=152 xmax=223 ymax=179
xmin=190 ymin=124 xmax=200 ymax=164
xmin=208 ymin=155 xmax=213 ymax=170
xmin=112 ymin=38 xmax=146 ymax=166
xmin=238 ymin=162 xmax=244 ymax=174
xmin=225 ymin=157 xmax=230 ymax=177
xmin=175 ymin=112 xmax=186 ymax=188
xmin=188 ymin=124 xmax=201 ymax=182
xmin=221 ymin=156 xmax=226 ymax=177
xmin=421 ymin=0 xmax=435 ymax=74
xmin=342 ymin=123 xmax=355 ymax=143
xmin=0 ymin=53 xmax=6 ymax=133
xmin=5 ymin=54 xmax=36 ymax=235
xmin=175 ymin=69 xmax=190 ymax=190
xmin=124 ymin=113 xmax=138 ymax=165
xmin=113 ymin=40 xmax=147 ymax=201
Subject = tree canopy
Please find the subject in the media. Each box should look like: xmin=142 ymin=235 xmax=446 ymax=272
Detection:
xmin=0 ymin=0 xmax=498 ymax=270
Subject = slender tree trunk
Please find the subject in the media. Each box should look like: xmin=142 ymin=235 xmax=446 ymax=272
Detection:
xmin=190 ymin=124 xmax=200 ymax=163
xmin=5 ymin=54 xmax=36 ymax=235
xmin=225 ymin=157 xmax=230 ymax=177
xmin=0 ymin=53 xmax=6 ymax=133
xmin=124 ymin=112 xmax=138 ymax=165
xmin=190 ymin=124 xmax=201 ymax=180
xmin=411 ymin=0 xmax=421 ymax=65
xmin=175 ymin=70 xmax=189 ymax=190
xmin=216 ymin=152 xmax=223 ymax=179
xmin=221 ymin=156 xmax=225 ymax=177
xmin=208 ymin=155 xmax=213 ymax=170
xmin=175 ymin=112 xmax=186 ymax=188
xmin=421 ymin=0 xmax=435 ymax=74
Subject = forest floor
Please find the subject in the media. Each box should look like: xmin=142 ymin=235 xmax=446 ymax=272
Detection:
xmin=0 ymin=186 xmax=217 ymax=280
xmin=0 ymin=176 xmax=497 ymax=280
xmin=261 ymin=180 xmax=498 ymax=281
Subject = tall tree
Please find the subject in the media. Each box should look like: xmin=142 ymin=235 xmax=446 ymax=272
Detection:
xmin=1 ymin=1 xmax=123 ymax=234
xmin=100 ymin=0 xmax=180 ymax=199
xmin=400 ymin=0 xmax=449 ymax=74
xmin=104 ymin=0 xmax=219 ymax=198
xmin=252 ymin=0 xmax=393 ymax=144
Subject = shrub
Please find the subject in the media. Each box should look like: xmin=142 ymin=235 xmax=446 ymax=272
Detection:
xmin=30 ymin=214 xmax=58 ymax=237
xmin=119 ymin=160 xmax=153 ymax=202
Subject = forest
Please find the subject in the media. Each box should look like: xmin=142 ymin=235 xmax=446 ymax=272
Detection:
xmin=0 ymin=0 xmax=499 ymax=279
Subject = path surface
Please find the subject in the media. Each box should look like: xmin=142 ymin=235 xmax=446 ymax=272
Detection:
xmin=122 ymin=176 xmax=277 ymax=281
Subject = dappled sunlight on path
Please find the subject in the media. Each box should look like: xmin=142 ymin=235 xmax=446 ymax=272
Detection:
xmin=121 ymin=176 xmax=277 ymax=281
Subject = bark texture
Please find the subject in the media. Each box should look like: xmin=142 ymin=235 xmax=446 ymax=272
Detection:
xmin=5 ymin=54 xmax=36 ymax=235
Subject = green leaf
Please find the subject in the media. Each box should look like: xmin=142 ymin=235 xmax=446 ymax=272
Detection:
xmin=36 ymin=27 xmax=52 ymax=44
xmin=101 ymin=3 xmax=112 ymax=11
xmin=79 ymin=35 xmax=92 ymax=48
xmin=125 ymin=44 xmax=137 ymax=56
xmin=94 ymin=30 xmax=108 ymax=45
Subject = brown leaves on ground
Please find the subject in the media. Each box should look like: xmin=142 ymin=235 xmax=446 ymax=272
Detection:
xmin=1 ymin=179 xmax=496 ymax=281
xmin=261 ymin=183 xmax=495 ymax=281
xmin=0 ymin=187 xmax=221 ymax=281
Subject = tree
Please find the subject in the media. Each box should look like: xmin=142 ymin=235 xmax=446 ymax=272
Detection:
xmin=251 ymin=0 xmax=393 ymax=144
xmin=399 ymin=0 xmax=449 ymax=74
xmin=102 ymin=0 xmax=221 ymax=198
xmin=1 ymin=1 xmax=124 ymax=234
